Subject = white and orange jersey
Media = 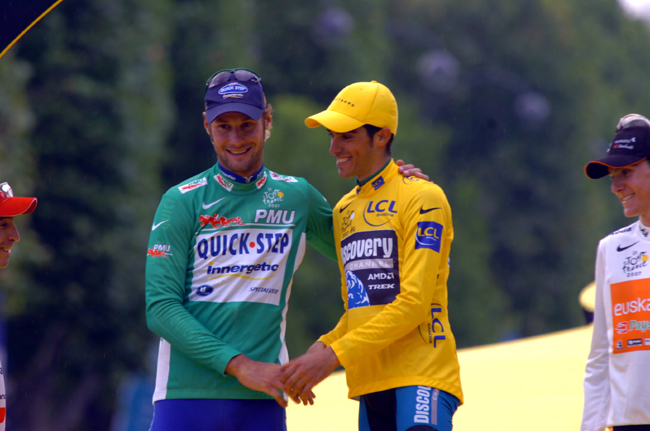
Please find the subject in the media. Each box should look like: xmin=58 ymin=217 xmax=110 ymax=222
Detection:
xmin=582 ymin=220 xmax=650 ymax=431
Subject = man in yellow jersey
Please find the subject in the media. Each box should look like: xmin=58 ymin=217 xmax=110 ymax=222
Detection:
xmin=281 ymin=82 xmax=463 ymax=430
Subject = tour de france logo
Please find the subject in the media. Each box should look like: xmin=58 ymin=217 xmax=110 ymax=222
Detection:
xmin=622 ymin=250 xmax=648 ymax=277
xmin=263 ymin=187 xmax=284 ymax=207
xmin=341 ymin=211 xmax=355 ymax=237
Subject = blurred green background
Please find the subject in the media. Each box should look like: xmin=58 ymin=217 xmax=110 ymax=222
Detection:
xmin=1 ymin=0 xmax=650 ymax=429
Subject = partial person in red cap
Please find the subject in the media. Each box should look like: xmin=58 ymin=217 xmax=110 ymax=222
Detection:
xmin=582 ymin=114 xmax=650 ymax=431
xmin=0 ymin=182 xmax=37 ymax=269
xmin=0 ymin=181 xmax=37 ymax=430
xmin=282 ymin=81 xmax=463 ymax=431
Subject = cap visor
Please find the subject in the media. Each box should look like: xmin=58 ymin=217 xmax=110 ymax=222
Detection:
xmin=584 ymin=156 xmax=647 ymax=179
xmin=305 ymin=110 xmax=365 ymax=133
xmin=0 ymin=197 xmax=37 ymax=217
xmin=206 ymin=103 xmax=263 ymax=123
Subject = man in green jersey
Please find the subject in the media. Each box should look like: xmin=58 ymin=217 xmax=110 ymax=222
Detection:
xmin=145 ymin=70 xmax=425 ymax=431
xmin=282 ymin=82 xmax=463 ymax=431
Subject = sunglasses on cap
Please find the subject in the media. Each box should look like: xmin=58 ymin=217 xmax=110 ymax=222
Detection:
xmin=0 ymin=182 xmax=14 ymax=202
xmin=616 ymin=113 xmax=650 ymax=132
xmin=205 ymin=68 xmax=262 ymax=91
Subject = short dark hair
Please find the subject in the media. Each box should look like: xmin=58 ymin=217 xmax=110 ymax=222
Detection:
xmin=363 ymin=125 xmax=394 ymax=155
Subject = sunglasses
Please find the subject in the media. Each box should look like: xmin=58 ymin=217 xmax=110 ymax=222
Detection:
xmin=205 ymin=68 xmax=262 ymax=91
xmin=0 ymin=182 xmax=13 ymax=202
xmin=616 ymin=113 xmax=650 ymax=132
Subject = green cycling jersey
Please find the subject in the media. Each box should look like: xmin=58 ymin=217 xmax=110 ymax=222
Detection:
xmin=145 ymin=163 xmax=335 ymax=402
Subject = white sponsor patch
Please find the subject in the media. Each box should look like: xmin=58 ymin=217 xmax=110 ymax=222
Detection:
xmin=190 ymin=228 xmax=293 ymax=305
xmin=179 ymin=177 xmax=207 ymax=194
xmin=269 ymin=171 xmax=298 ymax=183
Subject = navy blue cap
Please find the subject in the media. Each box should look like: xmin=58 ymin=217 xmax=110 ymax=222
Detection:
xmin=205 ymin=79 xmax=265 ymax=123
xmin=585 ymin=120 xmax=650 ymax=179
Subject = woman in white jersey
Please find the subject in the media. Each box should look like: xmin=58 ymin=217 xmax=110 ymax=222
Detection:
xmin=582 ymin=114 xmax=650 ymax=431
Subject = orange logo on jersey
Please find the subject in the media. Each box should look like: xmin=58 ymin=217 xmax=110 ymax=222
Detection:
xmin=611 ymin=278 xmax=650 ymax=354
xmin=199 ymin=214 xmax=244 ymax=229
xmin=147 ymin=249 xmax=167 ymax=258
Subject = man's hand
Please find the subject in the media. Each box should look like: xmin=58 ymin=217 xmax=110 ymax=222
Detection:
xmin=281 ymin=342 xmax=340 ymax=405
xmin=396 ymin=159 xmax=432 ymax=182
xmin=225 ymin=354 xmax=288 ymax=407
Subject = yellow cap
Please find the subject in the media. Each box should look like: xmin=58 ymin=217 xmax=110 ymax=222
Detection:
xmin=305 ymin=81 xmax=398 ymax=135
xmin=579 ymin=282 xmax=595 ymax=313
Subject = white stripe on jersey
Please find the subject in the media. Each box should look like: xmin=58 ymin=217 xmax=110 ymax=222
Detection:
xmin=278 ymin=233 xmax=307 ymax=366
xmin=153 ymin=338 xmax=172 ymax=403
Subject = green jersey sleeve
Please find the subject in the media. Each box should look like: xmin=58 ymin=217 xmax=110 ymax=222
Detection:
xmin=145 ymin=189 xmax=240 ymax=375
xmin=304 ymin=182 xmax=337 ymax=261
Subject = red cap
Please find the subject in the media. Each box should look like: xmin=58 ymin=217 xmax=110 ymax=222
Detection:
xmin=0 ymin=182 xmax=37 ymax=217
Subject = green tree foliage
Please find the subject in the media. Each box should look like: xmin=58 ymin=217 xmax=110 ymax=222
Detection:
xmin=1 ymin=0 xmax=650 ymax=428
xmin=3 ymin=0 xmax=174 ymax=429
xmin=0 ymin=52 xmax=44 ymax=323
xmin=383 ymin=0 xmax=650 ymax=338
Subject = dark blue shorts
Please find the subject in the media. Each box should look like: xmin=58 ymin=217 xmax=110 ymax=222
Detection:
xmin=359 ymin=386 xmax=460 ymax=431
xmin=149 ymin=399 xmax=286 ymax=431
xmin=613 ymin=427 xmax=650 ymax=431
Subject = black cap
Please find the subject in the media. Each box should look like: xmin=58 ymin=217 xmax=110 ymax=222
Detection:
xmin=585 ymin=114 xmax=650 ymax=179
xmin=204 ymin=70 xmax=265 ymax=123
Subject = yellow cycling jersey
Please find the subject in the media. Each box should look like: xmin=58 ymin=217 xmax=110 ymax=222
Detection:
xmin=319 ymin=160 xmax=463 ymax=403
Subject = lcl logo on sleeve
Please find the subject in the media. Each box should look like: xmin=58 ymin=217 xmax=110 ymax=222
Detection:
xmin=415 ymin=221 xmax=443 ymax=252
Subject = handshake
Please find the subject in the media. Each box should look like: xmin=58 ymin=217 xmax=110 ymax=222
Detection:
xmin=226 ymin=341 xmax=340 ymax=408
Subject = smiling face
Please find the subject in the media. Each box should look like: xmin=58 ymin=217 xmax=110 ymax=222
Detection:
xmin=0 ymin=217 xmax=20 ymax=269
xmin=609 ymin=160 xmax=650 ymax=225
xmin=328 ymin=126 xmax=392 ymax=182
xmin=203 ymin=111 xmax=271 ymax=178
